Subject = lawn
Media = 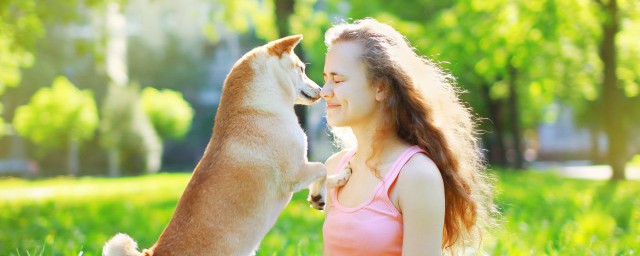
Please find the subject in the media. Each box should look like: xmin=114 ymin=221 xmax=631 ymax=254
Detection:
xmin=1 ymin=171 xmax=638 ymax=255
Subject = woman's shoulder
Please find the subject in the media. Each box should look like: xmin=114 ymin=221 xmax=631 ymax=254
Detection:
xmin=396 ymin=152 xmax=445 ymax=213
xmin=324 ymin=149 xmax=352 ymax=175
xmin=398 ymin=153 xmax=444 ymax=193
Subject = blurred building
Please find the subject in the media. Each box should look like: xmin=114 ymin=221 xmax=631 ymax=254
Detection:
xmin=536 ymin=103 xmax=607 ymax=162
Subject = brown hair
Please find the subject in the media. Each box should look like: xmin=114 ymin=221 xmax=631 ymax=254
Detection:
xmin=325 ymin=18 xmax=495 ymax=252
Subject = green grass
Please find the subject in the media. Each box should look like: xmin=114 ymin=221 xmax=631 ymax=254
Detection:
xmin=0 ymin=171 xmax=638 ymax=255
xmin=488 ymin=172 xmax=639 ymax=255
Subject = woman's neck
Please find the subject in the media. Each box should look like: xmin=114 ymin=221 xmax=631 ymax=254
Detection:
xmin=350 ymin=122 xmax=409 ymax=167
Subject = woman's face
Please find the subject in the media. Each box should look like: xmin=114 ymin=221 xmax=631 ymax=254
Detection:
xmin=321 ymin=41 xmax=381 ymax=128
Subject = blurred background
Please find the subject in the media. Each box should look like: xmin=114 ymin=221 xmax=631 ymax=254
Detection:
xmin=1 ymin=0 xmax=639 ymax=179
xmin=0 ymin=0 xmax=639 ymax=255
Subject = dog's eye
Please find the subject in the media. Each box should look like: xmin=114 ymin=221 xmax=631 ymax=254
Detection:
xmin=299 ymin=66 xmax=304 ymax=73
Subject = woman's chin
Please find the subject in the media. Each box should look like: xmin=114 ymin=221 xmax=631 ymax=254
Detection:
xmin=326 ymin=117 xmax=347 ymax=128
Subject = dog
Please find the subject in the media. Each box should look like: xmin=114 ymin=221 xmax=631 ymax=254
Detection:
xmin=102 ymin=35 xmax=349 ymax=256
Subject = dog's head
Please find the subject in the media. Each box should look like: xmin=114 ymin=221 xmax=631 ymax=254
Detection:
xmin=265 ymin=35 xmax=321 ymax=105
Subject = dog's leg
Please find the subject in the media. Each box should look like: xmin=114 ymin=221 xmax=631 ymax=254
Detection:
xmin=308 ymin=164 xmax=352 ymax=210
xmin=290 ymin=162 xmax=327 ymax=193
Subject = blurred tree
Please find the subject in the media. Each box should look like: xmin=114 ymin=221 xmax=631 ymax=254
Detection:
xmin=1 ymin=0 xmax=116 ymax=176
xmin=100 ymin=83 xmax=162 ymax=176
xmin=553 ymin=0 xmax=639 ymax=180
xmin=426 ymin=0 xmax=567 ymax=169
xmin=206 ymin=0 xmax=277 ymax=43
xmin=141 ymin=87 xmax=195 ymax=141
xmin=92 ymin=0 xmax=167 ymax=176
xmin=101 ymin=0 xmax=131 ymax=176
xmin=590 ymin=0 xmax=639 ymax=180
xmin=0 ymin=1 xmax=43 ymax=137
xmin=12 ymin=76 xmax=99 ymax=176
xmin=1 ymin=0 xmax=116 ymax=133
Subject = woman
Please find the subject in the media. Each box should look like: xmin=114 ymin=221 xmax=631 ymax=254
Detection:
xmin=320 ymin=18 xmax=494 ymax=255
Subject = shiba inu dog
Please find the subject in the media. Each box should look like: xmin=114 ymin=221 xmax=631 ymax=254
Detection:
xmin=102 ymin=35 xmax=348 ymax=256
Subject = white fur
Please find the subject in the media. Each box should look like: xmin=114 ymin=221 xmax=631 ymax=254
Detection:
xmin=102 ymin=233 xmax=140 ymax=256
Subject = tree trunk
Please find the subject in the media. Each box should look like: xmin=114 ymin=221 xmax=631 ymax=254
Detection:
xmin=479 ymin=82 xmax=507 ymax=167
xmin=275 ymin=0 xmax=295 ymax=38
xmin=589 ymin=126 xmax=602 ymax=164
xmin=68 ymin=139 xmax=79 ymax=176
xmin=507 ymin=63 xmax=524 ymax=169
xmin=598 ymin=0 xmax=626 ymax=181
xmin=108 ymin=148 xmax=120 ymax=177
xmin=105 ymin=1 xmax=128 ymax=176
xmin=106 ymin=1 xmax=128 ymax=87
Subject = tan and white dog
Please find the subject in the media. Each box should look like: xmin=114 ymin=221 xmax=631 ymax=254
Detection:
xmin=102 ymin=35 xmax=349 ymax=256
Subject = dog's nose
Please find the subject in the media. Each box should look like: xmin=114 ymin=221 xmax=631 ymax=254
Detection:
xmin=320 ymin=84 xmax=333 ymax=99
xmin=306 ymin=86 xmax=321 ymax=99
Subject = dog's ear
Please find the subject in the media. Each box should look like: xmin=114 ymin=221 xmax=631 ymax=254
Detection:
xmin=267 ymin=35 xmax=303 ymax=57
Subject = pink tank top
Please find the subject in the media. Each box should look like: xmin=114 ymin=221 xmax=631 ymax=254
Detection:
xmin=323 ymin=145 xmax=426 ymax=255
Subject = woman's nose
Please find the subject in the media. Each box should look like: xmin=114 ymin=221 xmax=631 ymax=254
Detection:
xmin=320 ymin=84 xmax=333 ymax=99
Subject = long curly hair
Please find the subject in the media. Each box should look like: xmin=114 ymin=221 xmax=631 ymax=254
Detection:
xmin=325 ymin=18 xmax=495 ymax=252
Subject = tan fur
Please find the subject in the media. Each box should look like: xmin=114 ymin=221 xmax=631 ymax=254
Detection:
xmin=103 ymin=35 xmax=327 ymax=256
xmin=266 ymin=35 xmax=302 ymax=57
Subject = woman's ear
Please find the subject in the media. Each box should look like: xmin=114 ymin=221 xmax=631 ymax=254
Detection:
xmin=375 ymin=82 xmax=386 ymax=102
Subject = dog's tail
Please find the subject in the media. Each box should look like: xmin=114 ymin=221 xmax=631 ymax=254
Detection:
xmin=102 ymin=233 xmax=152 ymax=256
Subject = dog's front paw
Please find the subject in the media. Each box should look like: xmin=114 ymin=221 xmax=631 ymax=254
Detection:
xmin=335 ymin=166 xmax=352 ymax=187
xmin=307 ymin=194 xmax=325 ymax=211
xmin=327 ymin=166 xmax=352 ymax=189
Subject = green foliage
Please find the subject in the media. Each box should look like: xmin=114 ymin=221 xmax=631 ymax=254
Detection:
xmin=411 ymin=0 xmax=564 ymax=129
xmin=0 ymin=0 xmax=114 ymax=134
xmin=1 ymin=171 xmax=638 ymax=255
xmin=555 ymin=0 xmax=640 ymax=131
xmin=616 ymin=5 xmax=640 ymax=129
xmin=630 ymin=154 xmax=640 ymax=166
xmin=0 ymin=0 xmax=42 ymax=135
xmin=141 ymin=87 xmax=194 ymax=141
xmin=0 ymin=0 xmax=41 ymax=89
xmin=12 ymin=76 xmax=99 ymax=150
xmin=204 ymin=0 xmax=278 ymax=43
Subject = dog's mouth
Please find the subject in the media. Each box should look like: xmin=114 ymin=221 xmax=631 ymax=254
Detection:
xmin=300 ymin=90 xmax=320 ymax=101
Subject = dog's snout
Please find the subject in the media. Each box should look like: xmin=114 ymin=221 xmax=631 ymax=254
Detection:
xmin=309 ymin=87 xmax=321 ymax=99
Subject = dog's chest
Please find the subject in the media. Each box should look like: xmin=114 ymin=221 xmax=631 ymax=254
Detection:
xmin=275 ymin=114 xmax=307 ymax=147
xmin=288 ymin=124 xmax=307 ymax=148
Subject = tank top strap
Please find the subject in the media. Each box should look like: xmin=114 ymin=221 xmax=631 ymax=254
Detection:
xmin=382 ymin=145 xmax=425 ymax=192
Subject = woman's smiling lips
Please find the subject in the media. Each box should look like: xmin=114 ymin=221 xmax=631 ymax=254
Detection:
xmin=326 ymin=102 xmax=341 ymax=109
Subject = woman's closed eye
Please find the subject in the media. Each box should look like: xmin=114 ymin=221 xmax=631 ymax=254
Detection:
xmin=333 ymin=75 xmax=346 ymax=84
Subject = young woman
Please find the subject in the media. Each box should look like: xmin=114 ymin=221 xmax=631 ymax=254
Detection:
xmin=320 ymin=18 xmax=494 ymax=255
